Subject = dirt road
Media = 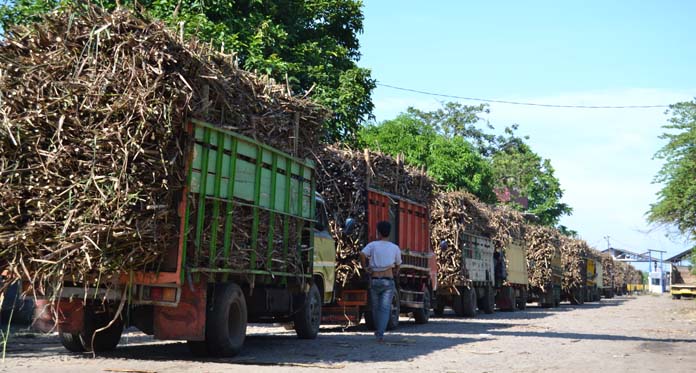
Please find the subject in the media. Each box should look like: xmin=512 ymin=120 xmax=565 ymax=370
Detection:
xmin=2 ymin=294 xmax=695 ymax=372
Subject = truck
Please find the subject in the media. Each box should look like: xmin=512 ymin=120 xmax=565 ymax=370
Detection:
xmin=33 ymin=120 xmax=327 ymax=356
xmin=495 ymin=239 xmax=529 ymax=311
xmin=670 ymin=264 xmax=696 ymax=299
xmin=595 ymin=259 xmax=605 ymax=300
xmin=319 ymin=189 xmax=435 ymax=328
xmin=528 ymin=249 xmax=562 ymax=308
xmin=584 ymin=254 xmax=601 ymax=302
xmin=434 ymin=232 xmax=496 ymax=317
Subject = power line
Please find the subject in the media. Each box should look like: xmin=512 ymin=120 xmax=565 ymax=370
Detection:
xmin=377 ymin=82 xmax=671 ymax=109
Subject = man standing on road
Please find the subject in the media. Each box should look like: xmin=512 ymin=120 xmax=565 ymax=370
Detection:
xmin=360 ymin=221 xmax=402 ymax=343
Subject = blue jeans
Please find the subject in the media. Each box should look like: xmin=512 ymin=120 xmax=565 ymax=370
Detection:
xmin=370 ymin=278 xmax=395 ymax=338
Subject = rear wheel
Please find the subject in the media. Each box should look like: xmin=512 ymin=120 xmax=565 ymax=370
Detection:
xmin=195 ymin=283 xmax=247 ymax=357
xmin=67 ymin=306 xmax=123 ymax=353
xmin=413 ymin=288 xmax=431 ymax=324
xmin=453 ymin=287 xmax=476 ymax=317
xmin=516 ymin=288 xmax=528 ymax=310
xmin=433 ymin=296 xmax=445 ymax=317
xmin=60 ymin=332 xmax=85 ymax=353
xmin=672 ymin=294 xmax=682 ymax=300
xmin=479 ymin=286 xmax=494 ymax=314
xmin=294 ymin=284 xmax=322 ymax=339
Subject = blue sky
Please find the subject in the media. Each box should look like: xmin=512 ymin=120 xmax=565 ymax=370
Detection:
xmin=358 ymin=1 xmax=696 ymax=269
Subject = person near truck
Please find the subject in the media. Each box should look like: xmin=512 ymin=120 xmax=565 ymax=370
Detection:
xmin=360 ymin=221 xmax=402 ymax=343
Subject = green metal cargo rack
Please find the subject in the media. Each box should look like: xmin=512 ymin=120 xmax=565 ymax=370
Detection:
xmin=181 ymin=119 xmax=315 ymax=284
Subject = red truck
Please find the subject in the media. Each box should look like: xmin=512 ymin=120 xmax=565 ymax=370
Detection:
xmin=321 ymin=189 xmax=436 ymax=328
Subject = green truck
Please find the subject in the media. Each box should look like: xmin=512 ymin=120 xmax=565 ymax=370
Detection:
xmin=34 ymin=120 xmax=331 ymax=357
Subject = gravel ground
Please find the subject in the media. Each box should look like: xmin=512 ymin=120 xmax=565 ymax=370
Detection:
xmin=1 ymin=294 xmax=695 ymax=373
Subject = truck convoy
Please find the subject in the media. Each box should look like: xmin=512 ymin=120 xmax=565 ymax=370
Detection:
xmin=0 ymin=8 xmax=652 ymax=360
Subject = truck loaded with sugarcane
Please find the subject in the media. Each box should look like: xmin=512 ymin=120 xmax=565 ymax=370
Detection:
xmin=1 ymin=9 xmax=338 ymax=357
xmin=526 ymin=226 xmax=562 ymax=308
xmin=430 ymin=192 xmax=496 ymax=317
xmin=314 ymin=146 xmax=436 ymax=329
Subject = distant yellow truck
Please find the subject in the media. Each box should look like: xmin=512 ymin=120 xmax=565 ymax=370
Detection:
xmin=671 ymin=265 xmax=696 ymax=299
xmin=495 ymin=239 xmax=529 ymax=311
xmin=584 ymin=255 xmax=601 ymax=302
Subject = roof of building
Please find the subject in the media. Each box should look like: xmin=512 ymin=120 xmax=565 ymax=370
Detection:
xmin=666 ymin=248 xmax=693 ymax=263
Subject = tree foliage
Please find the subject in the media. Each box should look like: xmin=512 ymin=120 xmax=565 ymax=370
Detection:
xmin=491 ymin=141 xmax=572 ymax=226
xmin=360 ymin=102 xmax=572 ymax=227
xmin=648 ymin=100 xmax=696 ymax=237
xmin=0 ymin=0 xmax=375 ymax=143
xmin=358 ymin=112 xmax=496 ymax=202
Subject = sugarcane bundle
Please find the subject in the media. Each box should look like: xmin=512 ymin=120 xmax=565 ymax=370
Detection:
xmin=313 ymin=145 xmax=433 ymax=287
xmin=601 ymin=254 xmax=615 ymax=288
xmin=429 ymin=191 xmax=493 ymax=287
xmin=560 ymin=237 xmax=591 ymax=292
xmin=0 ymin=6 xmax=327 ymax=293
xmin=525 ymin=225 xmax=561 ymax=291
xmin=614 ymin=262 xmax=628 ymax=288
xmin=488 ymin=205 xmax=526 ymax=252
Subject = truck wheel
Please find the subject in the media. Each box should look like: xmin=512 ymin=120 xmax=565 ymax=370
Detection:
xmin=413 ymin=288 xmax=431 ymax=324
xmin=433 ymin=296 xmax=445 ymax=317
xmin=479 ymin=286 xmax=494 ymax=314
xmin=77 ymin=307 xmax=123 ymax=352
xmin=386 ymin=290 xmax=400 ymax=331
xmin=294 ymin=284 xmax=321 ymax=339
xmin=516 ymin=288 xmax=528 ymax=310
xmin=672 ymin=294 xmax=682 ymax=300
xmin=454 ymin=287 xmax=476 ymax=317
xmin=205 ymin=283 xmax=247 ymax=357
xmin=60 ymin=333 xmax=85 ymax=353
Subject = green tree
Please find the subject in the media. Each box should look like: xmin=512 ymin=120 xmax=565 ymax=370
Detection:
xmin=0 ymin=0 xmax=375 ymax=143
xmin=491 ymin=141 xmax=572 ymax=226
xmin=648 ymin=100 xmax=696 ymax=237
xmin=359 ymin=112 xmax=496 ymax=202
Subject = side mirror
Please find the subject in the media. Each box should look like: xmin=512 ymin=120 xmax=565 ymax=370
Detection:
xmin=343 ymin=218 xmax=355 ymax=236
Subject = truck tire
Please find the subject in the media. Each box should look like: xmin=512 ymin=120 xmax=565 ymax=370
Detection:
xmin=60 ymin=333 xmax=85 ymax=353
xmin=386 ymin=290 xmax=400 ymax=331
xmin=479 ymin=286 xmax=494 ymax=314
xmin=433 ymin=296 xmax=445 ymax=317
xmin=413 ymin=288 xmax=431 ymax=324
xmin=294 ymin=284 xmax=322 ymax=339
xmin=672 ymin=294 xmax=682 ymax=300
xmin=204 ymin=283 xmax=247 ymax=357
xmin=516 ymin=288 xmax=528 ymax=310
xmin=69 ymin=307 xmax=123 ymax=353
xmin=453 ymin=287 xmax=476 ymax=317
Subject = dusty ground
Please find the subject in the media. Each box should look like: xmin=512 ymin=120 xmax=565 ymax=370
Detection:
xmin=2 ymin=294 xmax=695 ymax=373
